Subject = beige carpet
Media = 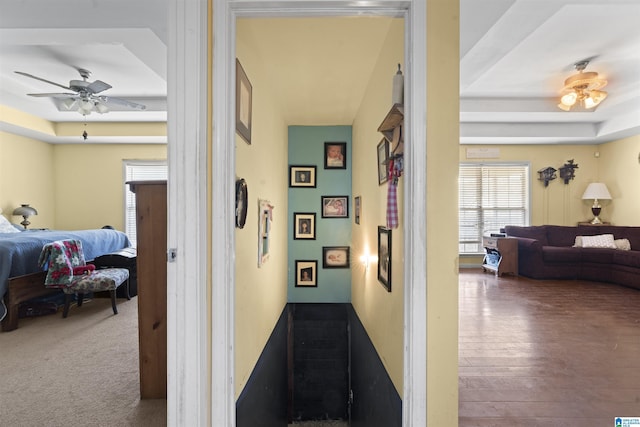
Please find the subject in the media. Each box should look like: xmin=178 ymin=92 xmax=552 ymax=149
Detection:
xmin=0 ymin=296 xmax=166 ymax=427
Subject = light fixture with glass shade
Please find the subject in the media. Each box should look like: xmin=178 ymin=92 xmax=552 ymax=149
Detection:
xmin=14 ymin=68 xmax=146 ymax=117
xmin=582 ymin=183 xmax=612 ymax=224
xmin=558 ymin=60 xmax=608 ymax=111
xmin=12 ymin=204 xmax=38 ymax=229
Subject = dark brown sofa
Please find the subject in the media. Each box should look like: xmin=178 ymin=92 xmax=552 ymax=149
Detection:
xmin=504 ymin=225 xmax=640 ymax=290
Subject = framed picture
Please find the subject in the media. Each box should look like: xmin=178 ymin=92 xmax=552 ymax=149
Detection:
xmin=377 ymin=138 xmax=389 ymax=185
xmin=321 ymin=196 xmax=349 ymax=218
xmin=295 ymin=260 xmax=318 ymax=287
xmin=324 ymin=141 xmax=347 ymax=169
xmin=377 ymin=226 xmax=392 ymax=292
xmin=258 ymin=199 xmax=273 ymax=267
xmin=293 ymin=212 xmax=316 ymax=240
xmin=235 ymin=178 xmax=248 ymax=229
xmin=289 ymin=165 xmax=317 ymax=188
xmin=354 ymin=196 xmax=361 ymax=225
xmin=322 ymin=246 xmax=350 ymax=269
xmin=236 ymin=59 xmax=252 ymax=144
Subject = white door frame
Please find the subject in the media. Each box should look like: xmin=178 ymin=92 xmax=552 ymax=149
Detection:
xmin=168 ymin=0 xmax=427 ymax=425
xmin=166 ymin=0 xmax=209 ymax=425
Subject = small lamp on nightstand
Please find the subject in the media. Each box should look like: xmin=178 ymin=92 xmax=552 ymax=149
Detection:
xmin=12 ymin=204 xmax=38 ymax=229
xmin=582 ymin=183 xmax=611 ymax=224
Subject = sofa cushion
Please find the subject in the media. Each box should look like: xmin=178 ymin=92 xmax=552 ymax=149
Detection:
xmin=612 ymin=250 xmax=640 ymax=269
xmin=545 ymin=225 xmax=578 ymax=247
xmin=542 ymin=246 xmax=581 ymax=263
xmin=505 ymin=225 xmax=548 ymax=245
xmin=580 ymin=234 xmax=616 ymax=249
xmin=577 ymin=225 xmax=638 ymax=244
xmin=610 ymin=227 xmax=640 ymax=250
xmin=615 ymin=239 xmax=631 ymax=251
xmin=577 ymin=236 xmax=632 ymax=250
xmin=580 ymin=247 xmax=615 ymax=264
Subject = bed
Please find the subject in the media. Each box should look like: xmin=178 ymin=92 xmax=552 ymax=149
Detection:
xmin=0 ymin=228 xmax=131 ymax=330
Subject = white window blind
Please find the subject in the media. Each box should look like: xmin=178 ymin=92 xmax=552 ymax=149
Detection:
xmin=459 ymin=163 xmax=529 ymax=254
xmin=124 ymin=161 xmax=167 ymax=246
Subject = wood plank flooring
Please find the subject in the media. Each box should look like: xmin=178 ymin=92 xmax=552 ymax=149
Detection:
xmin=459 ymin=269 xmax=640 ymax=426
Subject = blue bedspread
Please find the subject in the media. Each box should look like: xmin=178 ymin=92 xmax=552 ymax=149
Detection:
xmin=0 ymin=229 xmax=131 ymax=321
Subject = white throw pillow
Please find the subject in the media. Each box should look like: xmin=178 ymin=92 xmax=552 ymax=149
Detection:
xmin=581 ymin=234 xmax=616 ymax=249
xmin=573 ymin=236 xmax=583 ymax=247
xmin=614 ymin=238 xmax=632 ymax=251
xmin=0 ymin=215 xmax=20 ymax=233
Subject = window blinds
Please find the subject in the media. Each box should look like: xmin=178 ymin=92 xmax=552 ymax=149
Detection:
xmin=124 ymin=161 xmax=167 ymax=246
xmin=459 ymin=163 xmax=529 ymax=254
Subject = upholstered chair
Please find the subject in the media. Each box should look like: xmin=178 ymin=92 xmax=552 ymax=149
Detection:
xmin=38 ymin=239 xmax=130 ymax=318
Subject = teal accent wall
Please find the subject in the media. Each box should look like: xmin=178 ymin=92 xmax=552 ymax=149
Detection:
xmin=288 ymin=126 xmax=352 ymax=302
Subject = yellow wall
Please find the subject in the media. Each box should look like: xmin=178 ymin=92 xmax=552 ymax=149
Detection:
xmin=52 ymin=144 xmax=167 ymax=230
xmin=0 ymin=106 xmax=56 ymax=137
xmin=55 ymin=122 xmax=167 ymax=138
xmin=598 ymin=134 xmax=640 ymax=226
xmin=458 ymin=135 xmax=640 ymax=263
xmin=426 ymin=0 xmax=460 ymax=422
xmin=0 ymin=131 xmax=55 ymax=228
xmin=234 ymin=22 xmax=290 ymax=399
xmin=459 ymin=144 xmax=601 ymax=226
xmin=1 ymin=104 xmax=166 ymax=140
xmin=0 ymin=131 xmax=166 ymax=230
xmin=351 ymin=18 xmax=405 ymax=395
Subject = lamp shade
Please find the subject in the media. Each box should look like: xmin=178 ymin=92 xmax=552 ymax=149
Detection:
xmin=12 ymin=204 xmax=38 ymax=217
xmin=582 ymin=183 xmax=611 ymax=200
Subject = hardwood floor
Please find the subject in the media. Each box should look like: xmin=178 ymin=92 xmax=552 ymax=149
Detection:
xmin=459 ymin=269 xmax=640 ymax=426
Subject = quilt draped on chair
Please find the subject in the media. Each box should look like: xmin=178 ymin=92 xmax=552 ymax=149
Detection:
xmin=38 ymin=239 xmax=94 ymax=289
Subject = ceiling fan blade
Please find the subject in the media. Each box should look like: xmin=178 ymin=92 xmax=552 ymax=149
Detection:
xmin=87 ymin=80 xmax=112 ymax=94
xmin=101 ymin=96 xmax=147 ymax=110
xmin=27 ymin=92 xmax=78 ymax=99
xmin=15 ymin=71 xmax=71 ymax=91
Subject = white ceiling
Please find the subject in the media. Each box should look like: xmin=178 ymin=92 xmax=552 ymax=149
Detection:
xmin=0 ymin=0 xmax=639 ymax=145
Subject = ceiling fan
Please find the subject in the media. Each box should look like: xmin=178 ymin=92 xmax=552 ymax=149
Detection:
xmin=15 ymin=68 xmax=146 ymax=116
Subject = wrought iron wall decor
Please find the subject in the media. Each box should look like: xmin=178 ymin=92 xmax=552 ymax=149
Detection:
xmin=537 ymin=166 xmax=557 ymax=187
xmin=559 ymin=159 xmax=579 ymax=184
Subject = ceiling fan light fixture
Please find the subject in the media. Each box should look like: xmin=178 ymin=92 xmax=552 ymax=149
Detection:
xmin=584 ymin=90 xmax=607 ymax=109
xmin=557 ymin=102 xmax=572 ymax=112
xmin=557 ymin=60 xmax=608 ymax=111
xmin=77 ymin=99 xmax=93 ymax=115
xmin=15 ymin=68 xmax=146 ymax=117
xmin=95 ymin=102 xmax=109 ymax=114
xmin=563 ymin=72 xmax=607 ymax=91
xmin=560 ymin=91 xmax=577 ymax=107
xmin=62 ymin=98 xmax=77 ymax=110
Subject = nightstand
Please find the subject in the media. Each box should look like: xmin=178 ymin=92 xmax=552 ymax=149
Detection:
xmin=578 ymin=222 xmax=611 ymax=226
xmin=482 ymin=236 xmax=518 ymax=277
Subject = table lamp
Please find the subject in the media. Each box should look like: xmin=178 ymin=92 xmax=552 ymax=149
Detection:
xmin=582 ymin=183 xmax=611 ymax=224
xmin=13 ymin=204 xmax=38 ymax=229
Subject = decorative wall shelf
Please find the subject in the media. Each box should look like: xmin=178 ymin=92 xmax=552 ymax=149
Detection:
xmin=378 ymin=103 xmax=404 ymax=158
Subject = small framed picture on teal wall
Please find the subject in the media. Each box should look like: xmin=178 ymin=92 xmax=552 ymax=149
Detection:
xmin=324 ymin=142 xmax=347 ymax=169
xmin=289 ymin=165 xmax=317 ymax=188
xmin=321 ymin=196 xmax=349 ymax=218
xmin=293 ymin=212 xmax=316 ymax=240
xmin=295 ymin=260 xmax=317 ymax=287
xmin=322 ymin=246 xmax=350 ymax=269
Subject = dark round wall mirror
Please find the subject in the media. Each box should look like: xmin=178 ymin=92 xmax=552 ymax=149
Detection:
xmin=235 ymin=178 xmax=248 ymax=228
